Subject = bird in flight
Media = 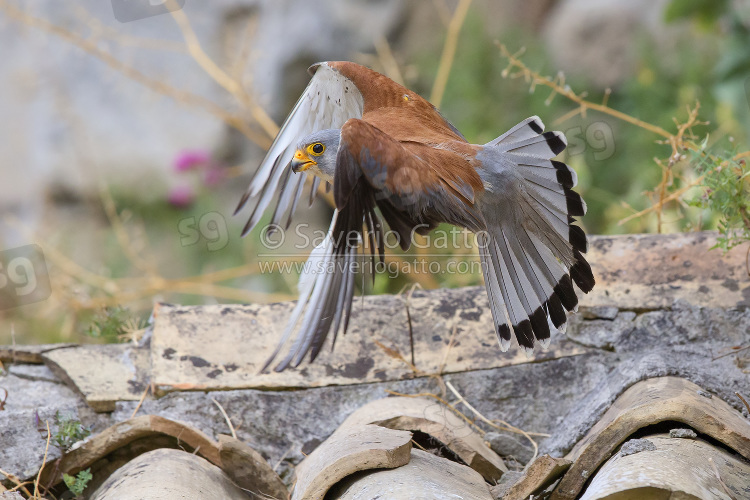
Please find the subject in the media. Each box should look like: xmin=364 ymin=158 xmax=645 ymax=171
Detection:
xmin=235 ymin=61 xmax=594 ymax=372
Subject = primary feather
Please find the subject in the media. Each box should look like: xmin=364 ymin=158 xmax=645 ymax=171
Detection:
xmin=234 ymin=63 xmax=364 ymax=236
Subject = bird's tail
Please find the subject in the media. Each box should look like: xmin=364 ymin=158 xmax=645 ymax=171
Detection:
xmin=476 ymin=116 xmax=595 ymax=354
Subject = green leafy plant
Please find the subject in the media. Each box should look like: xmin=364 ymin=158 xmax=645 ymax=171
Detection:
xmin=52 ymin=411 xmax=91 ymax=452
xmin=689 ymin=146 xmax=750 ymax=251
xmin=87 ymin=306 xmax=141 ymax=342
xmin=63 ymin=468 xmax=93 ymax=498
xmin=665 ymin=0 xmax=730 ymax=26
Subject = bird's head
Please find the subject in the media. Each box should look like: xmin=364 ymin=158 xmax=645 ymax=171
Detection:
xmin=290 ymin=129 xmax=341 ymax=183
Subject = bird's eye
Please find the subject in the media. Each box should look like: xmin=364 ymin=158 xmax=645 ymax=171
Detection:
xmin=309 ymin=143 xmax=325 ymax=155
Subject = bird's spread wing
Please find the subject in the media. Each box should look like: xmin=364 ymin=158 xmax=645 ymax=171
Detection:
xmin=261 ymin=209 xmax=362 ymax=372
xmin=475 ymin=117 xmax=594 ymax=355
xmin=235 ymin=63 xmax=365 ymax=235
xmin=264 ymin=174 xmax=384 ymax=372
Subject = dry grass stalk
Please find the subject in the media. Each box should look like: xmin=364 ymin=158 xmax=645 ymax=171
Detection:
xmin=212 ymin=398 xmax=238 ymax=440
xmin=431 ymin=0 xmax=473 ymax=108
xmin=130 ymin=383 xmax=152 ymax=419
xmin=0 ymin=467 xmax=33 ymax=497
xmin=736 ymin=392 xmax=750 ymax=415
xmin=32 ymin=420 xmax=52 ymax=499
xmin=379 ymin=334 xmax=547 ymax=466
xmin=445 ymin=380 xmax=542 ymax=463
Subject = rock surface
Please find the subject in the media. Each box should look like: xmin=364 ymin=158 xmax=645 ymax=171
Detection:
xmin=620 ymin=438 xmax=656 ymax=456
xmin=42 ymin=344 xmax=149 ymax=412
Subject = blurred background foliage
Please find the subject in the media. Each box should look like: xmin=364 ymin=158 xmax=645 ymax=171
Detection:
xmin=0 ymin=0 xmax=748 ymax=344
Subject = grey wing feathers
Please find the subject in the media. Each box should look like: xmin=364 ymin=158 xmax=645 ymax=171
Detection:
xmin=262 ymin=210 xmax=359 ymax=372
xmin=478 ymin=232 xmax=513 ymax=351
xmin=478 ymin=117 xmax=595 ymax=353
xmin=235 ymin=63 xmax=364 ymax=236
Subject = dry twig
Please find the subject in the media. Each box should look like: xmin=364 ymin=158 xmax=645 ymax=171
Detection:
xmin=445 ymin=380 xmax=541 ymax=462
xmin=736 ymin=392 xmax=750 ymax=415
xmin=374 ymin=36 xmax=405 ymax=87
xmin=212 ymin=398 xmax=238 ymax=439
xmin=33 ymin=420 xmax=52 ymax=499
xmin=0 ymin=0 xmax=272 ymax=148
xmin=166 ymin=0 xmax=278 ymax=140
xmin=498 ymin=44 xmax=671 ymax=138
xmin=497 ymin=43 xmax=750 ymax=229
xmin=130 ymin=383 xmax=151 ymax=419
xmin=711 ymin=345 xmax=750 ymax=361
xmin=709 ymin=457 xmax=738 ymax=500
xmin=431 ymin=0 xmax=473 ymax=108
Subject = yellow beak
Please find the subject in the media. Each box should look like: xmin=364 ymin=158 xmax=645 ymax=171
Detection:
xmin=290 ymin=150 xmax=316 ymax=173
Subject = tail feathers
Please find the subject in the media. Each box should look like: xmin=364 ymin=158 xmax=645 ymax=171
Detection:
xmin=260 ymin=210 xmax=358 ymax=373
xmin=485 ymin=227 xmax=548 ymax=353
xmin=478 ymin=117 xmax=595 ymax=351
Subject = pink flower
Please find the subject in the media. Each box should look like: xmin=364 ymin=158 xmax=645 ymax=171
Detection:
xmin=203 ymin=166 xmax=224 ymax=186
xmin=167 ymin=185 xmax=195 ymax=208
xmin=174 ymin=149 xmax=211 ymax=172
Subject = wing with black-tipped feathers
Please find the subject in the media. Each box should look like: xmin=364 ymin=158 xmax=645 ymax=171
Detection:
xmin=234 ymin=63 xmax=365 ymax=235
xmin=477 ymin=116 xmax=594 ymax=355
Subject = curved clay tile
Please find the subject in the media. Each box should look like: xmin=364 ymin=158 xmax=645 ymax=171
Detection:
xmin=330 ymin=449 xmax=494 ymax=500
xmin=580 ymin=435 xmax=749 ymax=499
xmin=339 ymin=396 xmax=507 ymax=482
xmin=291 ymin=424 xmax=412 ymax=500
xmin=491 ymin=455 xmax=572 ymax=499
xmin=552 ymin=377 xmax=750 ymax=500
xmin=38 ymin=415 xmax=287 ymax=500
xmin=89 ymin=448 xmax=249 ymax=500
xmin=290 ymin=396 xmax=513 ymax=499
